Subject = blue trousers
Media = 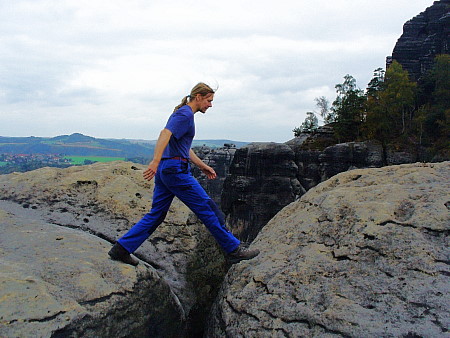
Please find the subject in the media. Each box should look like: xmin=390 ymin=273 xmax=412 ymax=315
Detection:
xmin=118 ymin=159 xmax=240 ymax=254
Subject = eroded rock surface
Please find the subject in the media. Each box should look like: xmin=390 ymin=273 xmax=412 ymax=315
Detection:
xmin=221 ymin=143 xmax=301 ymax=242
xmin=191 ymin=145 xmax=237 ymax=208
xmin=207 ymin=162 xmax=450 ymax=337
xmin=221 ymin=132 xmax=442 ymax=246
xmin=0 ymin=161 xmax=227 ymax=336
xmin=0 ymin=205 xmax=184 ymax=337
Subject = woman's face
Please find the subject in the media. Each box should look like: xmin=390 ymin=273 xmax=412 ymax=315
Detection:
xmin=197 ymin=93 xmax=214 ymax=113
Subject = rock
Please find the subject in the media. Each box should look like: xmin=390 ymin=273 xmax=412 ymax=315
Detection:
xmin=286 ymin=124 xmax=337 ymax=152
xmin=206 ymin=162 xmax=450 ymax=337
xmin=221 ymin=143 xmax=302 ymax=242
xmin=0 ymin=204 xmax=185 ymax=337
xmin=318 ymin=142 xmax=385 ymax=180
xmin=388 ymin=0 xmax=450 ymax=81
xmin=191 ymin=145 xmax=237 ymax=208
xmin=221 ymin=133 xmax=433 ymax=246
xmin=292 ymin=148 xmax=322 ymax=191
xmin=288 ymin=135 xmax=431 ymax=191
xmin=0 ymin=161 xmax=228 ymax=336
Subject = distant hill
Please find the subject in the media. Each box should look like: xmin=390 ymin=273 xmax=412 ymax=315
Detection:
xmin=0 ymin=133 xmax=153 ymax=158
xmin=122 ymin=138 xmax=249 ymax=148
xmin=0 ymin=133 xmax=249 ymax=158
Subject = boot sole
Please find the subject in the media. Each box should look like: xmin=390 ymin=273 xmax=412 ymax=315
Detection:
xmin=108 ymin=251 xmax=139 ymax=266
xmin=227 ymin=254 xmax=259 ymax=264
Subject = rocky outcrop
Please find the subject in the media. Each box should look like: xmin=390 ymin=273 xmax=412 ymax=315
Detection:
xmin=221 ymin=143 xmax=302 ymax=242
xmin=0 ymin=202 xmax=184 ymax=337
xmin=191 ymin=145 xmax=237 ymax=208
xmin=291 ymin=140 xmax=420 ymax=189
xmin=288 ymin=139 xmax=383 ymax=191
xmin=388 ymin=0 xmax=450 ymax=81
xmin=0 ymin=161 xmax=227 ymax=336
xmin=207 ymin=162 xmax=450 ymax=337
xmin=221 ymin=134 xmax=428 ymax=244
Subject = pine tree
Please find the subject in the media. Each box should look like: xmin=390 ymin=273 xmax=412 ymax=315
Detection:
xmin=293 ymin=112 xmax=319 ymax=136
xmin=418 ymin=54 xmax=450 ymax=151
xmin=382 ymin=61 xmax=417 ymax=136
xmin=332 ymin=75 xmax=367 ymax=142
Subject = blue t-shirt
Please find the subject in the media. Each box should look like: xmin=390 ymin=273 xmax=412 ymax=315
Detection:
xmin=162 ymin=105 xmax=195 ymax=159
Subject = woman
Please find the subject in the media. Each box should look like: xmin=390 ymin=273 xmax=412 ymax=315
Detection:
xmin=108 ymin=83 xmax=259 ymax=266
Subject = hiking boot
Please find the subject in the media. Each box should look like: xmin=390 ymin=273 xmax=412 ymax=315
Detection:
xmin=108 ymin=242 xmax=139 ymax=266
xmin=227 ymin=244 xmax=260 ymax=264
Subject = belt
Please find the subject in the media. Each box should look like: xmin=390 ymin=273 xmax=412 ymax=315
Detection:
xmin=161 ymin=157 xmax=188 ymax=162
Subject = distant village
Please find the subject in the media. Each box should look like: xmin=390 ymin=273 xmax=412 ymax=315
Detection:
xmin=0 ymin=153 xmax=72 ymax=174
xmin=0 ymin=153 xmax=71 ymax=165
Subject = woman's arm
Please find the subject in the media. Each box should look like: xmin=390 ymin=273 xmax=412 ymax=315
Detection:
xmin=189 ymin=148 xmax=217 ymax=180
xmin=143 ymin=128 xmax=172 ymax=181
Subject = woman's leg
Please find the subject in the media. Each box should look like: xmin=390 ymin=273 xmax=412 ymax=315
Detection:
xmin=162 ymin=167 xmax=240 ymax=254
xmin=118 ymin=177 xmax=175 ymax=253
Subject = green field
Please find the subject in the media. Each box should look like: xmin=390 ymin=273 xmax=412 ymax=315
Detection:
xmin=64 ymin=156 xmax=125 ymax=165
xmin=0 ymin=161 xmax=8 ymax=167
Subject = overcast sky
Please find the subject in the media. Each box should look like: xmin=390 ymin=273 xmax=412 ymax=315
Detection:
xmin=0 ymin=0 xmax=434 ymax=143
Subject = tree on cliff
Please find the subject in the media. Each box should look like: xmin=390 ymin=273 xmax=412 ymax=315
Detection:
xmin=383 ymin=61 xmax=417 ymax=136
xmin=364 ymin=62 xmax=418 ymax=147
xmin=293 ymin=112 xmax=319 ymax=136
xmin=292 ymin=56 xmax=448 ymax=159
xmin=315 ymin=96 xmax=335 ymax=124
xmin=417 ymin=54 xmax=450 ymax=152
xmin=365 ymin=68 xmax=388 ymax=143
xmin=332 ymin=74 xmax=367 ymax=142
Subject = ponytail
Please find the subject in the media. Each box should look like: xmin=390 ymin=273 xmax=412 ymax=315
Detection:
xmin=173 ymin=95 xmax=191 ymax=113
xmin=173 ymin=83 xmax=215 ymax=113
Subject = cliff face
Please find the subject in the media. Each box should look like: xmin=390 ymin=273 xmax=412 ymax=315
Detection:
xmin=191 ymin=145 xmax=237 ymax=208
xmin=221 ymin=143 xmax=302 ymax=242
xmin=207 ymin=162 xmax=450 ymax=337
xmin=388 ymin=0 xmax=450 ymax=80
xmin=290 ymin=140 xmax=420 ymax=190
xmin=221 ymin=132 xmax=426 ymax=243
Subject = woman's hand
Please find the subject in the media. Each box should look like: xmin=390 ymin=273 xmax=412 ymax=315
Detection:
xmin=189 ymin=148 xmax=217 ymax=179
xmin=143 ymin=160 xmax=159 ymax=181
xmin=201 ymin=165 xmax=217 ymax=180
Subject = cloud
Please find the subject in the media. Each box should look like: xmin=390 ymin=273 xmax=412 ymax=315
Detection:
xmin=0 ymin=0 xmax=435 ymax=142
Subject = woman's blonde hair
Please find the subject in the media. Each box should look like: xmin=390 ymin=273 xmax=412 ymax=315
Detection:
xmin=173 ymin=82 xmax=215 ymax=112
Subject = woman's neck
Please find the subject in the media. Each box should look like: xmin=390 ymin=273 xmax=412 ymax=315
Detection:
xmin=187 ymin=102 xmax=198 ymax=113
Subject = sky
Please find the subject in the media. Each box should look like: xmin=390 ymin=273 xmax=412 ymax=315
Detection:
xmin=0 ymin=0 xmax=435 ymax=143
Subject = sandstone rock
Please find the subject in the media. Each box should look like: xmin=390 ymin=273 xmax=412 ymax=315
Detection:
xmin=288 ymin=136 xmax=430 ymax=192
xmin=191 ymin=145 xmax=237 ymax=208
xmin=286 ymin=124 xmax=337 ymax=152
xmin=221 ymin=143 xmax=302 ymax=242
xmin=0 ymin=161 xmax=228 ymax=336
xmin=222 ymin=135 xmax=430 ymax=247
xmin=207 ymin=162 xmax=450 ymax=337
xmin=318 ymin=142 xmax=385 ymax=180
xmin=389 ymin=0 xmax=450 ymax=81
xmin=0 ymin=204 xmax=184 ymax=337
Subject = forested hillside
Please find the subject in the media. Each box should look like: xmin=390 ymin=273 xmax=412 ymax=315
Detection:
xmin=294 ymin=0 xmax=449 ymax=160
xmin=294 ymin=55 xmax=449 ymax=160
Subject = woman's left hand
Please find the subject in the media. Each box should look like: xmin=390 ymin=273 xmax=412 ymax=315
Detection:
xmin=201 ymin=165 xmax=217 ymax=180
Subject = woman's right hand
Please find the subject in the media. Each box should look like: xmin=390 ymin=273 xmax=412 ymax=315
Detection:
xmin=143 ymin=160 xmax=159 ymax=181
